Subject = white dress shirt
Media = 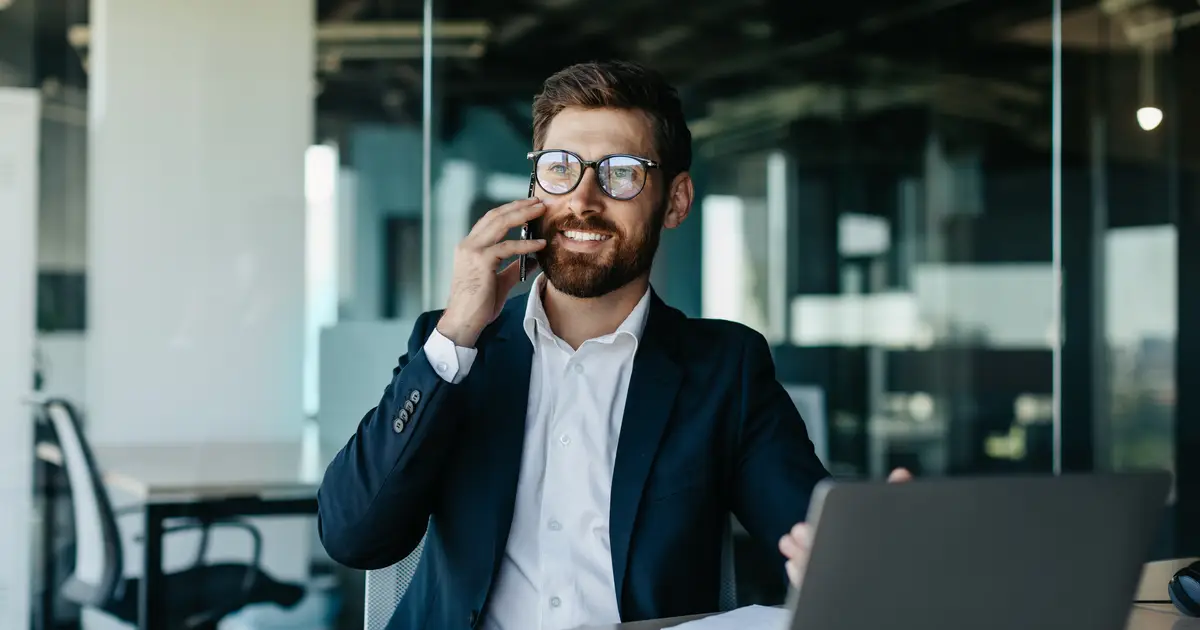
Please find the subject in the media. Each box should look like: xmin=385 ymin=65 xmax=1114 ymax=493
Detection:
xmin=423 ymin=273 xmax=651 ymax=630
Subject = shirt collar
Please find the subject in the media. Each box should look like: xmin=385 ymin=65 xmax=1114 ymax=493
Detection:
xmin=522 ymin=273 xmax=652 ymax=351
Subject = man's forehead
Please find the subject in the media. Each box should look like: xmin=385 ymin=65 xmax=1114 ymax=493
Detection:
xmin=542 ymin=107 xmax=656 ymax=159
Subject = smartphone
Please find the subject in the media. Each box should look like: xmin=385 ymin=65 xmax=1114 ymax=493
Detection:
xmin=519 ymin=172 xmax=537 ymax=282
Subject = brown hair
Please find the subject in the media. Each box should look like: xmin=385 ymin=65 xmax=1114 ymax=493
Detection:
xmin=532 ymin=60 xmax=692 ymax=177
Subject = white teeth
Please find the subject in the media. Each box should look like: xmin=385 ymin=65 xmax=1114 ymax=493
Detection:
xmin=564 ymin=230 xmax=610 ymax=242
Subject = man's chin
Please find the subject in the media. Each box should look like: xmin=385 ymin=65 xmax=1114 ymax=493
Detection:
xmin=539 ymin=245 xmax=655 ymax=299
xmin=544 ymin=268 xmax=611 ymax=299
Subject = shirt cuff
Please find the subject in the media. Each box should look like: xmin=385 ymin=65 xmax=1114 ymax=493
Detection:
xmin=423 ymin=328 xmax=478 ymax=384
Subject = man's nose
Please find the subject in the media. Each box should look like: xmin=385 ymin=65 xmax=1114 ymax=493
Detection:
xmin=566 ymin=168 xmax=605 ymax=215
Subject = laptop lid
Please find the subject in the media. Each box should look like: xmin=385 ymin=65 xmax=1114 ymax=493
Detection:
xmin=787 ymin=472 xmax=1171 ymax=630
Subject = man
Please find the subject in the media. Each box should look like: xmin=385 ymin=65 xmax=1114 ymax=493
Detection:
xmin=318 ymin=60 xmax=855 ymax=630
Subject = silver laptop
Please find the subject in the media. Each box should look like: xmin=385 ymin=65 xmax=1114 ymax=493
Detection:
xmin=786 ymin=471 xmax=1171 ymax=630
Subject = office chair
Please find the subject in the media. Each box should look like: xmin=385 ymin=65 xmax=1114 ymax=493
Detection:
xmin=361 ymin=518 xmax=736 ymax=629
xmin=363 ymin=535 xmax=427 ymax=630
xmin=40 ymin=398 xmax=305 ymax=630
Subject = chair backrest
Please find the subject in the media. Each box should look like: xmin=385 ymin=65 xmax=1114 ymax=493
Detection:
xmin=41 ymin=398 xmax=124 ymax=607
xmin=362 ymin=520 xmax=737 ymax=628
xmin=363 ymin=535 xmax=426 ymax=630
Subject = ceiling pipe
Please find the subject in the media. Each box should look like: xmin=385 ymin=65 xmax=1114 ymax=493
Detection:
xmin=317 ymin=20 xmax=490 ymax=41
xmin=67 ymin=20 xmax=491 ymax=48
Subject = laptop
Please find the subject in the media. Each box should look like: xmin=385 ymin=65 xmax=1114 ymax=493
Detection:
xmin=785 ymin=471 xmax=1171 ymax=630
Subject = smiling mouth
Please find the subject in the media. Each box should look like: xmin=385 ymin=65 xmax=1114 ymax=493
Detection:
xmin=562 ymin=230 xmax=612 ymax=242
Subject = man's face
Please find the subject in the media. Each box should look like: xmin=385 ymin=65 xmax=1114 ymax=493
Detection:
xmin=533 ymin=107 xmax=689 ymax=299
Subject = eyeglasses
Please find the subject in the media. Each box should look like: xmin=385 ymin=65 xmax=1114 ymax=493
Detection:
xmin=527 ymin=149 xmax=660 ymax=201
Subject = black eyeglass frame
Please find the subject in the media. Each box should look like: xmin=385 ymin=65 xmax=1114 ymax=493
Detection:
xmin=526 ymin=149 xmax=661 ymax=200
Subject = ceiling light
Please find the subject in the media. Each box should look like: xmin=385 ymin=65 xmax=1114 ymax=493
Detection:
xmin=1137 ymin=106 xmax=1163 ymax=130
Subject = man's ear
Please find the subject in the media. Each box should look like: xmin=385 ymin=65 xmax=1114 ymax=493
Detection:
xmin=662 ymin=172 xmax=694 ymax=229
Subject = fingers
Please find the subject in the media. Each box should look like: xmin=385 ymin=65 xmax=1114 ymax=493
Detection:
xmin=471 ymin=199 xmax=546 ymax=246
xmin=778 ymin=533 xmax=803 ymax=558
xmin=888 ymin=467 xmax=914 ymax=483
xmin=779 ymin=475 xmax=911 ymax=592
xmin=778 ymin=523 xmax=811 ymax=559
xmin=487 ymin=237 xmax=547 ymax=261
xmin=780 ymin=523 xmax=812 ymax=590
xmin=785 ymin=559 xmax=804 ymax=590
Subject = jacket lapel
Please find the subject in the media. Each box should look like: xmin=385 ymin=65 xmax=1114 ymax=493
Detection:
xmin=609 ymin=292 xmax=683 ymax=615
xmin=478 ymin=299 xmax=534 ymax=581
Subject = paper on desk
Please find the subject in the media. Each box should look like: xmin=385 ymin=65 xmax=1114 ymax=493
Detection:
xmin=665 ymin=605 xmax=789 ymax=629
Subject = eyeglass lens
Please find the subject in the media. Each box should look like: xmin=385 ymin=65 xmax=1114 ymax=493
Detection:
xmin=534 ymin=151 xmax=648 ymax=200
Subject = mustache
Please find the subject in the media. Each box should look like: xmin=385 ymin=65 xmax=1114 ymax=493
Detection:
xmin=543 ymin=215 xmax=621 ymax=237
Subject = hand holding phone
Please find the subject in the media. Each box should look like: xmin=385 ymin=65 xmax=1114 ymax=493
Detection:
xmin=436 ymin=196 xmax=546 ymax=348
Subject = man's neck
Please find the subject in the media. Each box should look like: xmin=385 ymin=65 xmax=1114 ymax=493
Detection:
xmin=542 ymin=275 xmax=649 ymax=350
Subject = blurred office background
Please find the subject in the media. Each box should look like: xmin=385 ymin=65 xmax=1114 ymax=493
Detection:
xmin=1 ymin=0 xmax=1197 ymax=627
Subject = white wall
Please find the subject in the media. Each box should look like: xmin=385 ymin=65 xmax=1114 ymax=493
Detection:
xmin=0 ymin=87 xmax=40 ymax=630
xmin=87 ymin=0 xmax=314 ymax=445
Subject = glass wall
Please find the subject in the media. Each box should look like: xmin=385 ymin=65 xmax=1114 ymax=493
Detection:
xmin=1057 ymin=0 xmax=1188 ymax=477
xmin=412 ymin=0 xmax=1062 ymax=480
xmin=1054 ymin=0 xmax=1198 ymax=553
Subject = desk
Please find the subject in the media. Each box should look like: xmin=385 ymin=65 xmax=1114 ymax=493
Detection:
xmin=580 ymin=604 xmax=1200 ymax=630
xmin=36 ymin=441 xmax=319 ymax=630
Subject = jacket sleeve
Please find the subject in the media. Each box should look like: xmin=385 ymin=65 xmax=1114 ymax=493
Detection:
xmin=316 ymin=310 xmax=465 ymax=570
xmin=730 ymin=330 xmax=832 ymax=576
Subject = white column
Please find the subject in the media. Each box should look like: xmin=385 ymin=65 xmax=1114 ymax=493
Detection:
xmin=87 ymin=0 xmax=314 ymax=445
xmin=0 ymin=87 xmax=39 ymax=629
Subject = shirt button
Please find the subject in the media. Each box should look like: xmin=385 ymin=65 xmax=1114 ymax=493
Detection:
xmin=548 ymin=519 xmax=562 ymax=531
xmin=574 ymin=363 xmax=584 ymax=374
xmin=436 ymin=362 xmax=449 ymax=373
xmin=549 ymin=596 xmax=562 ymax=608
xmin=559 ymin=434 xmax=571 ymax=446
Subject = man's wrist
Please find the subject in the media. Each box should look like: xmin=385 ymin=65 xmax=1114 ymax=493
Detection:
xmin=436 ymin=315 xmax=480 ymax=349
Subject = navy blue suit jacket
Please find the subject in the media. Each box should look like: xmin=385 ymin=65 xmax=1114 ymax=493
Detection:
xmin=317 ymin=291 xmax=830 ymax=629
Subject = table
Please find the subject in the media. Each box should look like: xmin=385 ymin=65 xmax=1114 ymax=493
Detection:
xmin=36 ymin=441 xmax=319 ymax=630
xmin=580 ymin=604 xmax=1200 ymax=630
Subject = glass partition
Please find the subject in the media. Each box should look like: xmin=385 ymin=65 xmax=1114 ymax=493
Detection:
xmin=420 ymin=0 xmax=1063 ymax=478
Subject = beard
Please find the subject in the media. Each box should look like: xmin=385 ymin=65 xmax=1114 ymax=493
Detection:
xmin=534 ymin=204 xmax=665 ymax=299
